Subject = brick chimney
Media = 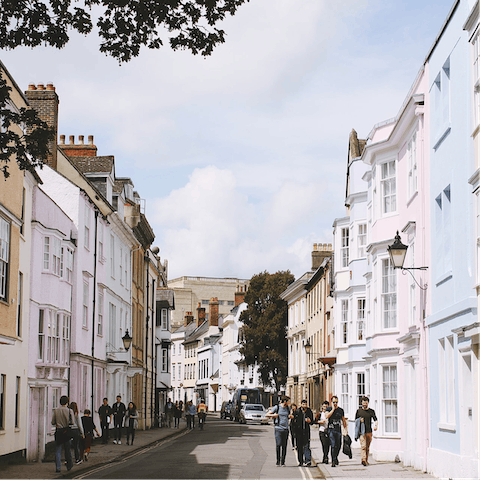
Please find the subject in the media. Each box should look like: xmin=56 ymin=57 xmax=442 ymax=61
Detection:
xmin=184 ymin=311 xmax=194 ymax=327
xmin=209 ymin=298 xmax=219 ymax=327
xmin=196 ymin=303 xmax=206 ymax=327
xmin=235 ymin=286 xmax=246 ymax=307
xmin=25 ymin=83 xmax=59 ymax=170
xmin=312 ymin=243 xmax=333 ymax=270
xmin=59 ymin=134 xmax=97 ymax=157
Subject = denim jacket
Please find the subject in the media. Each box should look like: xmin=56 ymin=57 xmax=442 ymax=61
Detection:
xmin=354 ymin=417 xmax=365 ymax=441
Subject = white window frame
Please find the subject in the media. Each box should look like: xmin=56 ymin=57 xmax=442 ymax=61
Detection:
xmin=381 ymin=160 xmax=396 ymax=215
xmin=357 ymin=372 xmax=365 ymax=408
xmin=43 ymin=236 xmax=50 ymax=271
xmin=161 ymin=309 xmax=168 ymax=330
xmin=119 ymin=247 xmax=123 ymax=285
xmin=97 ymin=290 xmax=104 ymax=336
xmin=407 ymin=132 xmax=418 ymax=199
xmin=435 ymin=185 xmax=452 ymax=278
xmin=98 ymin=221 xmax=104 ymax=262
xmin=110 ymin=235 xmax=115 ymax=278
xmin=341 ymin=227 xmax=349 ymax=268
xmin=83 ymin=282 xmax=89 ymax=328
xmin=38 ymin=309 xmax=45 ymax=361
xmin=341 ymin=300 xmax=348 ymax=344
xmin=382 ymin=365 xmax=398 ymax=434
xmin=473 ymin=33 xmax=480 ymax=128
xmin=357 ymin=223 xmax=367 ymax=258
xmin=357 ymin=298 xmax=365 ymax=341
xmin=381 ymin=258 xmax=397 ymax=329
xmin=341 ymin=373 xmax=349 ymax=414
xmin=84 ymin=205 xmax=90 ymax=250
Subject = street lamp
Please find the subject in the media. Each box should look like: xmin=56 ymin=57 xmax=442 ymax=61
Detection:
xmin=304 ymin=340 xmax=321 ymax=356
xmin=387 ymin=231 xmax=428 ymax=289
xmin=122 ymin=330 xmax=133 ymax=351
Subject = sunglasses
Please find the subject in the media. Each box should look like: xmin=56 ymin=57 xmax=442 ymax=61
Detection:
xmin=333 ymin=401 xmax=338 ymax=404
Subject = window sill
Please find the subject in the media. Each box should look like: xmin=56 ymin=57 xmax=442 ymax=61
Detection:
xmin=435 ymin=271 xmax=453 ymax=287
xmin=433 ymin=125 xmax=451 ymax=151
xmin=437 ymin=422 xmax=456 ymax=432
xmin=406 ymin=190 xmax=419 ymax=207
xmin=374 ymin=434 xmax=401 ymax=439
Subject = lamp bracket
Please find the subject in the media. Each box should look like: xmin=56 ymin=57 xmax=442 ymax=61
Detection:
xmin=401 ymin=268 xmax=428 ymax=290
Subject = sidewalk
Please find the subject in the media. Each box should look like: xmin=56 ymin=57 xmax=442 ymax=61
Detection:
xmin=0 ymin=423 xmax=188 ymax=479
xmin=310 ymin=430 xmax=436 ymax=479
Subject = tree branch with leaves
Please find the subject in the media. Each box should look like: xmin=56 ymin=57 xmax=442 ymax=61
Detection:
xmin=0 ymin=73 xmax=54 ymax=179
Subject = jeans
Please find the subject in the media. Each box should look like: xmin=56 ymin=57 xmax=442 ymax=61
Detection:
xmin=101 ymin=421 xmax=109 ymax=443
xmin=71 ymin=428 xmax=81 ymax=462
xmin=198 ymin=412 xmax=206 ymax=429
xmin=329 ymin=430 xmax=342 ymax=464
xmin=114 ymin=417 xmax=123 ymax=441
xmin=186 ymin=414 xmax=195 ymax=429
xmin=127 ymin=426 xmax=136 ymax=444
xmin=296 ymin=432 xmax=311 ymax=465
xmin=55 ymin=439 xmax=73 ymax=472
xmin=290 ymin=424 xmax=297 ymax=448
xmin=274 ymin=428 xmax=289 ymax=465
xmin=319 ymin=431 xmax=330 ymax=462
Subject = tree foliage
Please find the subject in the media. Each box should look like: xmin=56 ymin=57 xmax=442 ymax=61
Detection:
xmin=0 ymin=74 xmax=54 ymax=179
xmin=0 ymin=0 xmax=249 ymax=63
xmin=240 ymin=270 xmax=295 ymax=391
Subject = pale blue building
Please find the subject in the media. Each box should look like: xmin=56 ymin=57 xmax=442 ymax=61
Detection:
xmin=426 ymin=1 xmax=478 ymax=478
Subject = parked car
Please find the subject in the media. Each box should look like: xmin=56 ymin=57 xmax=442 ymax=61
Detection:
xmin=238 ymin=404 xmax=269 ymax=424
xmin=220 ymin=401 xmax=233 ymax=420
xmin=232 ymin=388 xmax=261 ymax=421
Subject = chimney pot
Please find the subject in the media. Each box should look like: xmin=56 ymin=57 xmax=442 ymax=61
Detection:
xmin=37 ymin=84 xmax=45 ymax=90
xmin=28 ymin=84 xmax=36 ymax=91
xmin=88 ymin=135 xmax=94 ymax=145
xmin=313 ymin=243 xmax=318 ymax=251
xmin=79 ymin=135 xmax=84 ymax=145
xmin=59 ymin=135 xmax=65 ymax=145
xmin=46 ymin=83 xmax=55 ymax=91
xmin=69 ymin=135 xmax=75 ymax=145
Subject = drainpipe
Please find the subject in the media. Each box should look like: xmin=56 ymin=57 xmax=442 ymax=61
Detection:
xmin=151 ymin=278 xmax=155 ymax=427
xmin=91 ymin=210 xmax=98 ymax=414
xmin=145 ymin=254 xmax=149 ymax=428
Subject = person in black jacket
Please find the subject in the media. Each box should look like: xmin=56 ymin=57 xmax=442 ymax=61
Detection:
xmin=111 ymin=395 xmax=126 ymax=444
xmin=98 ymin=398 xmax=112 ymax=444
xmin=81 ymin=409 xmax=99 ymax=461
xmin=292 ymin=399 xmax=314 ymax=467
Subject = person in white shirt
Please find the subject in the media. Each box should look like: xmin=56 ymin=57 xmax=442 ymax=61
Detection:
xmin=316 ymin=401 xmax=331 ymax=464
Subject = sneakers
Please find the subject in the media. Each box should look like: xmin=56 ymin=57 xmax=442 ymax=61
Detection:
xmin=113 ymin=440 xmax=117 ymax=444
xmin=305 ymin=462 xmax=311 ymax=467
xmin=75 ymin=459 xmax=83 ymax=465
xmin=118 ymin=440 xmax=122 ymax=445
xmin=362 ymin=461 xmax=367 ymax=466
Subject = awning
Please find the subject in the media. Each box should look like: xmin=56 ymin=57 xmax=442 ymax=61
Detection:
xmin=317 ymin=357 xmax=336 ymax=367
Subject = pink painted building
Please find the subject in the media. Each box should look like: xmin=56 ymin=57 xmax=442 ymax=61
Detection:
xmin=27 ymin=184 xmax=77 ymax=461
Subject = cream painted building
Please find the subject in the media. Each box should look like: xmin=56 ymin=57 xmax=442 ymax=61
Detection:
xmin=168 ymin=276 xmax=249 ymax=328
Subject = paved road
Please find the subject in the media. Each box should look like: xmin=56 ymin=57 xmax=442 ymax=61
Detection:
xmin=76 ymin=416 xmax=324 ymax=479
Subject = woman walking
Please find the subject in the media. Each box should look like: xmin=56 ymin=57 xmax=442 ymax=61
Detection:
xmin=69 ymin=402 xmax=84 ymax=465
xmin=125 ymin=402 xmax=139 ymax=445
xmin=81 ymin=409 xmax=99 ymax=461
xmin=174 ymin=401 xmax=182 ymax=428
xmin=289 ymin=403 xmax=298 ymax=451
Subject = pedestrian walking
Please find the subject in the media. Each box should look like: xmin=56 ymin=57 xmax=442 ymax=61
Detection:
xmin=165 ymin=398 xmax=174 ymax=428
xmin=68 ymin=402 xmax=85 ymax=465
xmin=292 ymin=399 xmax=313 ymax=467
xmin=51 ymin=395 xmax=74 ymax=473
xmin=125 ymin=402 xmax=139 ymax=445
xmin=81 ymin=409 xmax=99 ymax=461
xmin=98 ymin=398 xmax=112 ymax=444
xmin=265 ymin=395 xmax=291 ymax=467
xmin=355 ymin=396 xmax=378 ymax=466
xmin=315 ymin=400 xmax=331 ymax=464
xmin=174 ymin=401 xmax=182 ymax=428
xmin=289 ymin=403 xmax=298 ymax=451
xmin=112 ymin=395 xmax=126 ymax=444
xmin=325 ymin=395 xmax=347 ymax=467
xmin=186 ymin=400 xmax=196 ymax=429
xmin=197 ymin=399 xmax=208 ymax=430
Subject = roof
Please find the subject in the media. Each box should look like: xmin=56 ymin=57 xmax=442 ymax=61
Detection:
xmin=114 ymin=177 xmax=134 ymax=194
xmin=69 ymin=156 xmax=114 ymax=174
xmin=184 ymin=320 xmax=209 ymax=345
xmin=156 ymin=288 xmax=175 ymax=310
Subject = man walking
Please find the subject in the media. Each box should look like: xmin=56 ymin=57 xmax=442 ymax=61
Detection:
xmin=111 ymin=395 xmax=126 ymax=444
xmin=164 ymin=398 xmax=174 ymax=428
xmin=325 ymin=395 xmax=347 ymax=467
xmin=266 ymin=395 xmax=291 ymax=467
xmin=186 ymin=400 xmax=196 ymax=429
xmin=292 ymin=399 xmax=313 ymax=467
xmin=355 ymin=396 xmax=378 ymax=466
xmin=98 ymin=398 xmax=112 ymax=444
xmin=51 ymin=395 xmax=73 ymax=473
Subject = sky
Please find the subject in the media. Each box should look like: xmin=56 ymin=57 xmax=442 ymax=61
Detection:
xmin=1 ymin=0 xmax=455 ymax=281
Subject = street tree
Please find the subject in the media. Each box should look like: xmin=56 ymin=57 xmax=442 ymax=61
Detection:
xmin=239 ymin=270 xmax=295 ymax=392
xmin=0 ymin=0 xmax=248 ymax=178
